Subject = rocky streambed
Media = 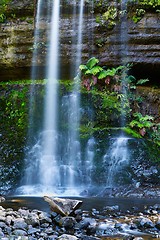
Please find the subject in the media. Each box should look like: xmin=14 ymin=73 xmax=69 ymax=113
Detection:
xmin=0 ymin=197 xmax=160 ymax=240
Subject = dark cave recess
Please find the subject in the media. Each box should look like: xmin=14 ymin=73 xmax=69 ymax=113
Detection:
xmin=0 ymin=64 xmax=159 ymax=87
xmin=130 ymin=63 xmax=160 ymax=87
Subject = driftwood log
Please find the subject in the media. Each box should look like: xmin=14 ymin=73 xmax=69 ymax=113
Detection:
xmin=43 ymin=196 xmax=83 ymax=216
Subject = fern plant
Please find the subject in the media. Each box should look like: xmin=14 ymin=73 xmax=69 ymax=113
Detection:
xmin=0 ymin=0 xmax=11 ymax=23
xmin=129 ymin=112 xmax=154 ymax=136
xmin=79 ymin=57 xmax=102 ymax=75
xmin=79 ymin=57 xmax=126 ymax=91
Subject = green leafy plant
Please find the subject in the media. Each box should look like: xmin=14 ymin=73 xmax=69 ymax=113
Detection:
xmin=0 ymin=0 xmax=11 ymax=23
xmin=129 ymin=112 xmax=154 ymax=136
xmin=128 ymin=0 xmax=160 ymax=23
xmin=79 ymin=58 xmax=159 ymax=146
xmin=0 ymin=13 xmax=6 ymax=22
xmin=137 ymin=0 xmax=160 ymax=9
xmin=79 ymin=57 xmax=126 ymax=91
xmin=95 ymin=4 xmax=119 ymax=29
xmin=80 ymin=58 xmax=149 ymax=92
xmin=132 ymin=8 xmax=146 ymax=23
xmin=151 ymin=123 xmax=160 ymax=146
xmin=136 ymin=79 xmax=150 ymax=85
xmin=79 ymin=58 xmax=150 ymax=120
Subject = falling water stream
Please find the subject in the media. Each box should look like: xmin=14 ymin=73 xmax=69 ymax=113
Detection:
xmin=27 ymin=0 xmax=43 ymax=139
xmin=39 ymin=0 xmax=60 ymax=190
xmin=17 ymin=0 xmax=87 ymax=196
xmin=18 ymin=0 xmax=61 ymax=195
xmin=64 ymin=0 xmax=84 ymax=190
xmin=103 ymin=137 xmax=130 ymax=187
xmin=102 ymin=0 xmax=131 ymax=187
xmin=17 ymin=0 xmax=132 ymax=196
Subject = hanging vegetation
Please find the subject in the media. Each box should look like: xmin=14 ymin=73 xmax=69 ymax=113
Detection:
xmin=78 ymin=57 xmax=160 ymax=146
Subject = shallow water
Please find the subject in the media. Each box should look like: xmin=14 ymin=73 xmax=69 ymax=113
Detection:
xmin=1 ymin=196 xmax=159 ymax=213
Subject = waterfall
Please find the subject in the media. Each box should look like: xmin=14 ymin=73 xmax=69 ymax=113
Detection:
xmin=120 ymin=0 xmax=129 ymax=65
xmin=65 ymin=0 xmax=84 ymax=188
xmin=57 ymin=0 xmax=85 ymax=193
xmin=40 ymin=0 xmax=60 ymax=189
xmin=75 ymin=0 xmax=84 ymax=71
xmin=84 ymin=137 xmax=96 ymax=186
xmin=120 ymin=0 xmax=130 ymax=128
xmin=27 ymin=0 xmax=43 ymax=139
xmin=17 ymin=0 xmax=88 ymax=196
xmin=19 ymin=0 xmax=45 ymax=190
xmin=103 ymin=0 xmax=130 ymax=188
xmin=103 ymin=137 xmax=130 ymax=187
xmin=17 ymin=0 xmax=131 ymax=196
xmin=17 ymin=0 xmax=61 ymax=195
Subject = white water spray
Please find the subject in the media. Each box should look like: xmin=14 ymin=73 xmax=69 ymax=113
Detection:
xmin=103 ymin=137 xmax=130 ymax=187
xmin=84 ymin=137 xmax=96 ymax=185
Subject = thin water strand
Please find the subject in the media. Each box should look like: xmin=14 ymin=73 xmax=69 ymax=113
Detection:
xmin=28 ymin=0 xmax=43 ymax=139
xmin=64 ymin=0 xmax=84 ymax=189
xmin=23 ymin=0 xmax=43 ymax=186
xmin=103 ymin=137 xmax=130 ymax=187
xmin=40 ymin=0 xmax=60 ymax=188
xmin=75 ymin=0 xmax=84 ymax=72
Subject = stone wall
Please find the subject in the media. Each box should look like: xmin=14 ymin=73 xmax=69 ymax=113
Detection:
xmin=0 ymin=0 xmax=160 ymax=82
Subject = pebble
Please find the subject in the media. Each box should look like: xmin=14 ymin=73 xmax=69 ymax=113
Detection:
xmin=0 ymin=203 xmax=159 ymax=239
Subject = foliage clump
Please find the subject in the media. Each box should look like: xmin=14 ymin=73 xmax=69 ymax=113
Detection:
xmin=93 ymin=0 xmax=160 ymax=26
xmin=0 ymin=0 xmax=12 ymax=23
xmin=78 ymin=57 xmax=160 ymax=146
xmin=96 ymin=5 xmax=118 ymax=29
xmin=127 ymin=0 xmax=160 ymax=23
xmin=0 ymin=83 xmax=30 ymax=192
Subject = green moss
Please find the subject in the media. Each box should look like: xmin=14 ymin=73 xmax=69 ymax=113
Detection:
xmin=0 ymin=0 xmax=11 ymax=23
xmin=127 ymin=0 xmax=160 ymax=23
xmin=79 ymin=125 xmax=110 ymax=139
xmin=132 ymin=8 xmax=146 ymax=22
xmin=142 ymin=139 xmax=160 ymax=163
xmin=95 ymin=5 xmax=119 ymax=30
xmin=136 ymin=0 xmax=160 ymax=9
xmin=0 ymin=79 xmax=46 ymax=85
xmin=59 ymin=79 xmax=75 ymax=93
xmin=123 ymin=127 xmax=142 ymax=138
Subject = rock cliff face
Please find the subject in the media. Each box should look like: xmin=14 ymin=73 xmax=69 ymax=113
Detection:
xmin=98 ymin=14 xmax=160 ymax=65
xmin=0 ymin=0 xmax=160 ymax=82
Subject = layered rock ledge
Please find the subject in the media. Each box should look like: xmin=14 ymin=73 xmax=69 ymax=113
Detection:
xmin=0 ymin=1 xmax=160 ymax=83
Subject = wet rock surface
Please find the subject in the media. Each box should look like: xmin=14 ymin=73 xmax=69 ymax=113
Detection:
xmin=0 ymin=200 xmax=160 ymax=239
xmin=95 ymin=184 xmax=160 ymax=199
